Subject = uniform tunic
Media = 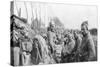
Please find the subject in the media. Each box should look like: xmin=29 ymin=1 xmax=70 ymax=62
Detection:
xmin=47 ymin=31 xmax=56 ymax=53
xmin=80 ymin=32 xmax=95 ymax=61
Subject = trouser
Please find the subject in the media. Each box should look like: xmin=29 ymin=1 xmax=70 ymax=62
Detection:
xmin=21 ymin=51 xmax=31 ymax=66
xmin=13 ymin=47 xmax=20 ymax=66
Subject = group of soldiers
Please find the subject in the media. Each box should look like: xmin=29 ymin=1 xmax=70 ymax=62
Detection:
xmin=11 ymin=15 xmax=96 ymax=66
xmin=47 ymin=21 xmax=96 ymax=63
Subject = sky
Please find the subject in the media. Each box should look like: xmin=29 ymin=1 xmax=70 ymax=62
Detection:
xmin=13 ymin=1 xmax=98 ymax=29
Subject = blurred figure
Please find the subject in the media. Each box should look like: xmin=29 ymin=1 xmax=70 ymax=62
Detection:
xmin=74 ymin=31 xmax=82 ymax=51
xmin=54 ymin=33 xmax=64 ymax=63
xmin=61 ymin=33 xmax=75 ymax=62
xmin=80 ymin=21 xmax=96 ymax=61
xmin=13 ymin=42 xmax=20 ymax=66
xmin=47 ymin=21 xmax=56 ymax=54
xmin=31 ymin=34 xmax=53 ymax=64
xmin=67 ymin=34 xmax=76 ymax=54
xmin=12 ymin=27 xmax=20 ymax=66
xmin=21 ymin=38 xmax=32 ymax=65
xmin=73 ymin=31 xmax=82 ymax=62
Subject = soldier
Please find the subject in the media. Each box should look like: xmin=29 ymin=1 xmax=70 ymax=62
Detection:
xmin=47 ymin=21 xmax=56 ymax=54
xmin=61 ymin=33 xmax=75 ymax=62
xmin=67 ymin=34 xmax=76 ymax=54
xmin=80 ymin=21 xmax=96 ymax=61
xmin=73 ymin=31 xmax=82 ymax=62
xmin=54 ymin=33 xmax=64 ymax=63
xmin=74 ymin=32 xmax=82 ymax=51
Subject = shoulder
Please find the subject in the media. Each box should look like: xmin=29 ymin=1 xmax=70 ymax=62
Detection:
xmin=87 ymin=32 xmax=95 ymax=46
xmin=87 ymin=32 xmax=93 ymax=41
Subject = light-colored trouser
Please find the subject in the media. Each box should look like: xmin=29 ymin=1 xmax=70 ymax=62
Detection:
xmin=13 ymin=47 xmax=20 ymax=66
xmin=22 ymin=52 xmax=31 ymax=66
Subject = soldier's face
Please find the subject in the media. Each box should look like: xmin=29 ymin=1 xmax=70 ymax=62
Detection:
xmin=81 ymin=25 xmax=87 ymax=36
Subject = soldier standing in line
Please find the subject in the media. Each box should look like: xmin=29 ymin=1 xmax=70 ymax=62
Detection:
xmin=73 ymin=31 xmax=82 ymax=62
xmin=80 ymin=21 xmax=96 ymax=61
xmin=54 ymin=33 xmax=64 ymax=63
xmin=47 ymin=21 xmax=56 ymax=54
xmin=61 ymin=33 xmax=75 ymax=62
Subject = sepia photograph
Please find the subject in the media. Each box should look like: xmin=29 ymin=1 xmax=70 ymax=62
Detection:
xmin=10 ymin=1 xmax=98 ymax=66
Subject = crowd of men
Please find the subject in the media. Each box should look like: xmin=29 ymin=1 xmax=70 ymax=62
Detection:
xmin=11 ymin=15 xmax=96 ymax=66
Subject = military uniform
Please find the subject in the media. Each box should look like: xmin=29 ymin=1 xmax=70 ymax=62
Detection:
xmin=61 ymin=34 xmax=76 ymax=62
xmin=47 ymin=31 xmax=56 ymax=54
xmin=72 ymin=34 xmax=82 ymax=62
xmin=80 ymin=32 xmax=95 ymax=61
